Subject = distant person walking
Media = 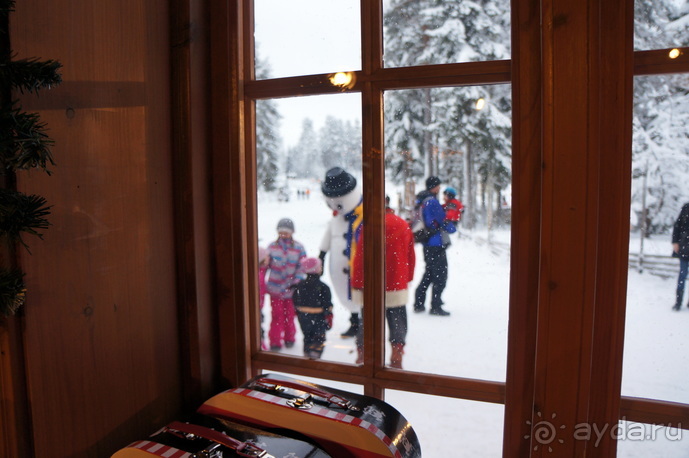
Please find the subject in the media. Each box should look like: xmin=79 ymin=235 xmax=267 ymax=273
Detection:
xmin=266 ymin=218 xmax=306 ymax=349
xmin=672 ymin=203 xmax=689 ymax=311
xmin=351 ymin=196 xmax=416 ymax=368
xmin=413 ymin=176 xmax=456 ymax=316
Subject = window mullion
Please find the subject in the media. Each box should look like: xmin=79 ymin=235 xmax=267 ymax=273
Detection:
xmin=359 ymin=0 xmax=385 ymax=399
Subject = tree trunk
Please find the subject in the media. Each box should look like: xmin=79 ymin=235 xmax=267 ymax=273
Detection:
xmin=463 ymin=142 xmax=475 ymax=229
xmin=423 ymin=88 xmax=434 ymax=176
xmin=486 ymin=169 xmax=496 ymax=241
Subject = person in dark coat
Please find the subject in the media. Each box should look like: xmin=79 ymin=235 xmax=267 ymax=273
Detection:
xmin=292 ymin=257 xmax=334 ymax=359
xmin=413 ymin=176 xmax=456 ymax=316
xmin=672 ymin=203 xmax=689 ymax=310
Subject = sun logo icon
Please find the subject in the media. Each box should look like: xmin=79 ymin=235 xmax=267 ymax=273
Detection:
xmin=524 ymin=411 xmax=566 ymax=452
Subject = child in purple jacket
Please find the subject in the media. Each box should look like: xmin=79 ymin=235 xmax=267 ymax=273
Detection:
xmin=265 ymin=218 xmax=306 ymax=350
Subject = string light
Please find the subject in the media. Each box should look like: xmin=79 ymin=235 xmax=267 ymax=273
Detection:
xmin=329 ymin=72 xmax=355 ymax=89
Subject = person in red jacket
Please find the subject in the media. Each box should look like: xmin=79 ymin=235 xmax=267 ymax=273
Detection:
xmin=351 ymin=196 xmax=416 ymax=368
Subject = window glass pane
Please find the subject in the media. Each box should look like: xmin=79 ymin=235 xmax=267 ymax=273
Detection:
xmin=383 ymin=85 xmax=512 ymax=379
xmin=254 ymin=0 xmax=361 ymax=79
xmin=634 ymin=0 xmax=689 ymax=51
xmin=256 ymin=94 xmax=363 ymax=364
xmin=617 ymin=421 xmax=687 ymax=457
xmin=383 ymin=0 xmax=511 ymax=68
xmin=622 ymin=74 xmax=689 ymax=404
xmin=385 ymin=390 xmax=504 ymax=456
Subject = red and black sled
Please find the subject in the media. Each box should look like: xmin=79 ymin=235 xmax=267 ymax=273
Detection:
xmin=198 ymin=373 xmax=422 ymax=458
xmin=112 ymin=413 xmax=332 ymax=457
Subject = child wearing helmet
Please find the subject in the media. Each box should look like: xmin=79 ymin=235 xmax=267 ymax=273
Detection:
xmin=442 ymin=186 xmax=464 ymax=228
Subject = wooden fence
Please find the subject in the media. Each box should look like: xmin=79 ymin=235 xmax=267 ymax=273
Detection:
xmin=628 ymin=252 xmax=679 ymax=279
xmin=470 ymin=231 xmax=679 ymax=280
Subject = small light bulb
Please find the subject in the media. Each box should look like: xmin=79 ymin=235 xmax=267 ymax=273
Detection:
xmin=330 ymin=72 xmax=353 ymax=87
xmin=475 ymin=98 xmax=486 ymax=110
xmin=669 ymin=48 xmax=681 ymax=59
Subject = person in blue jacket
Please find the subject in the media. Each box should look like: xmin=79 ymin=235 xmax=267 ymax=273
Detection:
xmin=413 ymin=176 xmax=456 ymax=316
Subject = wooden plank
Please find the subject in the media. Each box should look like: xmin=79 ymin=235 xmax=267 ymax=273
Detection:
xmin=0 ymin=317 xmax=33 ymax=457
xmin=522 ymin=0 xmax=633 ymax=456
xmin=360 ymin=0 xmax=386 ymax=400
xmin=171 ymin=0 xmax=222 ymax=407
xmin=634 ymin=48 xmax=689 ymax=75
xmin=502 ymin=0 xmax=543 ymax=454
xmin=212 ymin=0 xmax=252 ymax=388
xmin=242 ymin=60 xmax=511 ymax=100
xmin=252 ymin=352 xmax=506 ymax=404
xmin=586 ymin=0 xmax=634 ymax=455
xmin=11 ymin=0 xmax=182 ymax=455
xmin=620 ymin=397 xmax=689 ymax=429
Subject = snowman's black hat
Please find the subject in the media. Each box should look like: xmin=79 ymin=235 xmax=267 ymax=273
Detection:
xmin=321 ymin=167 xmax=357 ymax=197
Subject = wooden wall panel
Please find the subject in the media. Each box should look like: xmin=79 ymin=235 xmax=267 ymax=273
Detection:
xmin=11 ymin=0 xmax=182 ymax=456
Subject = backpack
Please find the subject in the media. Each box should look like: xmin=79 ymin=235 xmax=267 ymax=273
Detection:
xmin=410 ymin=196 xmax=435 ymax=244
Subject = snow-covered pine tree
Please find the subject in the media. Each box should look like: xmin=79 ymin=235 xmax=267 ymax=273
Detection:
xmin=631 ymin=0 xmax=689 ymax=233
xmin=632 ymin=74 xmax=689 ymax=234
xmin=384 ymin=88 xmax=429 ymax=183
xmin=384 ymin=0 xmax=436 ymax=181
xmin=319 ymin=116 xmax=362 ymax=173
xmin=383 ymin=0 xmax=512 ymax=228
xmin=319 ymin=116 xmax=347 ymax=171
xmin=343 ymin=119 xmax=363 ymax=172
xmin=291 ymin=118 xmax=320 ymax=179
xmin=255 ymin=53 xmax=281 ymax=192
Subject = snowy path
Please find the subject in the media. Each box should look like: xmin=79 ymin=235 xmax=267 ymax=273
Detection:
xmin=256 ymin=183 xmax=688 ymax=456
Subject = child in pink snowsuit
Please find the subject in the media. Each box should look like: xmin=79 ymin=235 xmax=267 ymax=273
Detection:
xmin=265 ymin=218 xmax=306 ymax=351
xmin=258 ymin=247 xmax=269 ymax=350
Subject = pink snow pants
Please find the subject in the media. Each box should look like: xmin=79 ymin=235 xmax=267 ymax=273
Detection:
xmin=268 ymin=297 xmax=296 ymax=348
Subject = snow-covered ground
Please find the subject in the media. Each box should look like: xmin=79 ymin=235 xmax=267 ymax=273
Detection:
xmin=256 ymin=180 xmax=688 ymax=457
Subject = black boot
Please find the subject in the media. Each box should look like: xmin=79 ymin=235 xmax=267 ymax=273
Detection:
xmin=674 ymin=287 xmax=684 ymax=311
xmin=341 ymin=313 xmax=359 ymax=338
xmin=429 ymin=307 xmax=450 ymax=316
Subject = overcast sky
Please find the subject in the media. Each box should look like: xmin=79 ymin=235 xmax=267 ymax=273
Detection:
xmin=254 ymin=0 xmax=364 ymax=147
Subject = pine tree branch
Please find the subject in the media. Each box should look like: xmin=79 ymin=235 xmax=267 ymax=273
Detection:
xmin=0 ymin=58 xmax=63 ymax=93
xmin=0 ymin=0 xmax=14 ymax=16
xmin=0 ymin=102 xmax=55 ymax=174
xmin=0 ymin=268 xmax=25 ymax=317
xmin=0 ymin=188 xmax=51 ymax=250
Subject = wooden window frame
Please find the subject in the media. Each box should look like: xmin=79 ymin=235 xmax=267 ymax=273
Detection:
xmin=207 ymin=0 xmax=689 ymax=456
xmin=239 ymin=1 xmax=511 ymax=402
xmin=618 ymin=48 xmax=689 ymax=428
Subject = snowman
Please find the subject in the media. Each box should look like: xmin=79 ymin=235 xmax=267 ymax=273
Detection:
xmin=318 ymin=167 xmax=363 ymax=338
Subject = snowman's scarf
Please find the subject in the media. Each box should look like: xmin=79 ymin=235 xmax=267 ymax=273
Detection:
xmin=343 ymin=199 xmax=364 ymax=300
